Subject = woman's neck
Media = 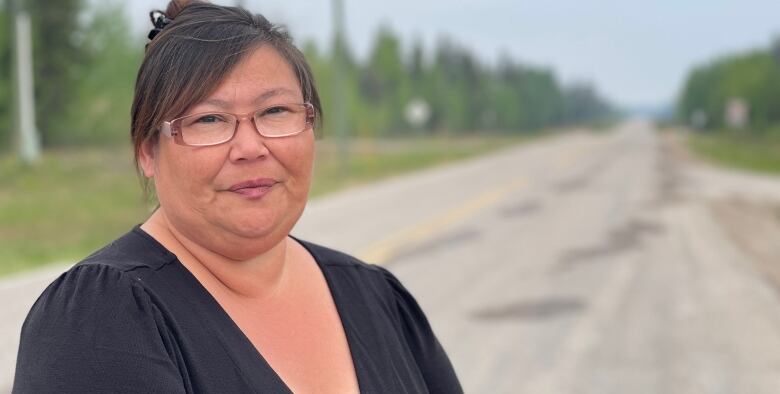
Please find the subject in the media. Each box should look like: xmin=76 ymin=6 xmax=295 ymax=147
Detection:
xmin=141 ymin=209 xmax=291 ymax=302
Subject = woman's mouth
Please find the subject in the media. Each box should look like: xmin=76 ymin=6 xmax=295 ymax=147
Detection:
xmin=228 ymin=178 xmax=278 ymax=199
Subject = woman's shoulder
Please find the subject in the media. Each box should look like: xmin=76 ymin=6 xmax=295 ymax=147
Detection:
xmin=293 ymin=237 xmax=399 ymax=284
xmin=21 ymin=227 xmax=177 ymax=346
xmin=27 ymin=227 xmax=173 ymax=326
xmin=15 ymin=234 xmax=185 ymax=393
xmin=77 ymin=225 xmax=177 ymax=273
xmin=293 ymin=237 xmax=419 ymax=308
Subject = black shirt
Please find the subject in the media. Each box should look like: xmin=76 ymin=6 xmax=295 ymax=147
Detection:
xmin=13 ymin=227 xmax=462 ymax=393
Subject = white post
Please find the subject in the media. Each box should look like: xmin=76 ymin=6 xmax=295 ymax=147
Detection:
xmin=14 ymin=9 xmax=40 ymax=164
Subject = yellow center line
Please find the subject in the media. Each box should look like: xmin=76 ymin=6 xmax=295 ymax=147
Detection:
xmin=359 ymin=178 xmax=526 ymax=264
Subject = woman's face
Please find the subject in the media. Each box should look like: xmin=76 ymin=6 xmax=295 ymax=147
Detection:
xmin=140 ymin=45 xmax=315 ymax=260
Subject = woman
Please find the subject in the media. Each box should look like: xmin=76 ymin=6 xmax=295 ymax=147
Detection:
xmin=12 ymin=1 xmax=462 ymax=393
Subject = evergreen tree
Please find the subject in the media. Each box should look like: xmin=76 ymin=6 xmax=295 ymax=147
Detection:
xmin=27 ymin=0 xmax=85 ymax=145
xmin=0 ymin=3 xmax=12 ymax=150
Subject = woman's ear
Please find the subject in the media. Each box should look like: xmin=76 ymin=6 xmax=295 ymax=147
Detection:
xmin=138 ymin=138 xmax=157 ymax=178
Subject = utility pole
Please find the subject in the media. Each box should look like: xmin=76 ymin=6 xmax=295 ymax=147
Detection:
xmin=11 ymin=0 xmax=40 ymax=164
xmin=332 ymin=0 xmax=349 ymax=174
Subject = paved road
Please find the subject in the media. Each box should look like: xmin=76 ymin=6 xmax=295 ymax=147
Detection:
xmin=3 ymin=121 xmax=780 ymax=393
xmin=298 ymin=120 xmax=780 ymax=393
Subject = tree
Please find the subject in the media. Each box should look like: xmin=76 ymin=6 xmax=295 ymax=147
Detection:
xmin=678 ymin=48 xmax=780 ymax=130
xmin=429 ymin=38 xmax=486 ymax=132
xmin=0 ymin=3 xmax=12 ymax=150
xmin=27 ymin=0 xmax=85 ymax=145
xmin=408 ymin=38 xmax=424 ymax=85
xmin=563 ymin=83 xmax=612 ymax=124
xmin=360 ymin=26 xmax=408 ymax=134
xmin=63 ymin=0 xmax=140 ymax=145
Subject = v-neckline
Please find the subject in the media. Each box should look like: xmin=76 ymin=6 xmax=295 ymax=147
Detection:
xmin=137 ymin=227 xmax=364 ymax=393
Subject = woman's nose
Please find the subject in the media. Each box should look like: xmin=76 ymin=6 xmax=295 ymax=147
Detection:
xmin=228 ymin=117 xmax=270 ymax=162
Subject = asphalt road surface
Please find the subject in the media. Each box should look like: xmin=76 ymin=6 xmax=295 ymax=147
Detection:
xmin=3 ymin=120 xmax=780 ymax=393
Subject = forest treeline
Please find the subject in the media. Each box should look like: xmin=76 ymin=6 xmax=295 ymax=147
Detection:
xmin=678 ymin=38 xmax=780 ymax=131
xmin=0 ymin=0 xmax=615 ymax=150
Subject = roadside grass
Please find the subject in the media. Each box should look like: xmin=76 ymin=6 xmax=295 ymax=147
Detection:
xmin=687 ymin=130 xmax=780 ymax=174
xmin=0 ymin=149 xmax=149 ymax=276
xmin=0 ymin=134 xmax=529 ymax=276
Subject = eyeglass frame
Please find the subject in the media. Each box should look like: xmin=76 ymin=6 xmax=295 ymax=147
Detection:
xmin=160 ymin=102 xmax=316 ymax=147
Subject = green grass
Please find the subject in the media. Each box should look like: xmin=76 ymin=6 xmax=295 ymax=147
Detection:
xmin=0 ymin=135 xmax=529 ymax=276
xmin=688 ymin=131 xmax=780 ymax=174
xmin=0 ymin=148 xmax=150 ymax=276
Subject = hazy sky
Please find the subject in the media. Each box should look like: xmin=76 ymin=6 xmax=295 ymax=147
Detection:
xmin=128 ymin=0 xmax=780 ymax=109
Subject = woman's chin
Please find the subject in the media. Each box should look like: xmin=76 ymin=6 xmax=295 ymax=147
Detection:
xmin=205 ymin=203 xmax=304 ymax=258
xmin=219 ymin=223 xmax=285 ymax=254
xmin=228 ymin=223 xmax=277 ymax=241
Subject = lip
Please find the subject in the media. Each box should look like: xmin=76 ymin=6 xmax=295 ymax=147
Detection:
xmin=227 ymin=178 xmax=279 ymax=199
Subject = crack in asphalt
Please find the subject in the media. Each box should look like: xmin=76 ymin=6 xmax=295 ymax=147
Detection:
xmin=471 ymin=297 xmax=586 ymax=321
xmin=555 ymin=218 xmax=666 ymax=269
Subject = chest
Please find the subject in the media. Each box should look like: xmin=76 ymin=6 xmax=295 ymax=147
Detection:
xmin=218 ymin=269 xmax=360 ymax=394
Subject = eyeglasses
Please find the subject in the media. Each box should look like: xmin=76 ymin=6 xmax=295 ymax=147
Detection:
xmin=161 ymin=102 xmax=315 ymax=146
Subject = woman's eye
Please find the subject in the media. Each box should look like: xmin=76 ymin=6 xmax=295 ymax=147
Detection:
xmin=262 ymin=106 xmax=289 ymax=116
xmin=196 ymin=114 xmax=225 ymax=123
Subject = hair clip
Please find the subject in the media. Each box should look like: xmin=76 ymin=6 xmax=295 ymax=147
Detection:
xmin=148 ymin=10 xmax=172 ymax=41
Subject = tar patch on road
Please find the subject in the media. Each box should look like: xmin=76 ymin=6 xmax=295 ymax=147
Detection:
xmin=498 ymin=200 xmax=541 ymax=218
xmin=553 ymin=177 xmax=590 ymax=193
xmin=471 ymin=297 xmax=585 ymax=321
xmin=555 ymin=218 xmax=665 ymax=269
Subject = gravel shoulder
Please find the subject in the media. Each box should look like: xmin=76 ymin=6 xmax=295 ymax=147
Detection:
xmin=665 ymin=130 xmax=780 ymax=291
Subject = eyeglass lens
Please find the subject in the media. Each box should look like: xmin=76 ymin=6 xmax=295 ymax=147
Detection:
xmin=177 ymin=104 xmax=310 ymax=146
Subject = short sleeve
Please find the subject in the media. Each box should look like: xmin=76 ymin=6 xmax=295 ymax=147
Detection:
xmin=378 ymin=267 xmax=464 ymax=394
xmin=13 ymin=264 xmax=186 ymax=394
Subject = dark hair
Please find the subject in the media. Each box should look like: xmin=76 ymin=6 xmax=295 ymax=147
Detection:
xmin=131 ymin=0 xmax=322 ymax=194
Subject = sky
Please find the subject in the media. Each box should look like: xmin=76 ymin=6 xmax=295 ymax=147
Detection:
xmin=127 ymin=0 xmax=780 ymax=110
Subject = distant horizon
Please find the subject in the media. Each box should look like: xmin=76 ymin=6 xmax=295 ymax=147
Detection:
xmin=127 ymin=1 xmax=780 ymax=109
